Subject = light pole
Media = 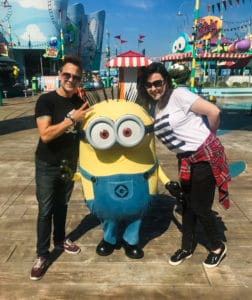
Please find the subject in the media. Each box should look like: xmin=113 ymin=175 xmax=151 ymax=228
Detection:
xmin=190 ymin=0 xmax=200 ymax=92
xmin=105 ymin=30 xmax=111 ymax=88
xmin=59 ymin=9 xmax=64 ymax=60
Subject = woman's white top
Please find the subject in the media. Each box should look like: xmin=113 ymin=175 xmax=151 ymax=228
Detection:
xmin=154 ymin=87 xmax=210 ymax=154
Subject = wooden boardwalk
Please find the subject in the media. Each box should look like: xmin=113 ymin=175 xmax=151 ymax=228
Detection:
xmin=0 ymin=96 xmax=251 ymax=299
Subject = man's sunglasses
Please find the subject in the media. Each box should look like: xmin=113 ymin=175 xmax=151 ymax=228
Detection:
xmin=145 ymin=80 xmax=164 ymax=89
xmin=61 ymin=72 xmax=81 ymax=82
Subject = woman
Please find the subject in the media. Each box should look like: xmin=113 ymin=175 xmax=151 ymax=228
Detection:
xmin=137 ymin=62 xmax=230 ymax=268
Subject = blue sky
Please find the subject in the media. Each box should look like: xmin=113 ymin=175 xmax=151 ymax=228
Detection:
xmin=69 ymin=0 xmax=252 ymax=59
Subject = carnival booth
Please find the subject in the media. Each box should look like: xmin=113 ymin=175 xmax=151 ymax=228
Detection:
xmin=105 ymin=50 xmax=152 ymax=99
xmin=161 ymin=15 xmax=252 ymax=85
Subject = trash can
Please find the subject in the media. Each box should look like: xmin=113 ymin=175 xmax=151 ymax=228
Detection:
xmin=31 ymin=77 xmax=38 ymax=94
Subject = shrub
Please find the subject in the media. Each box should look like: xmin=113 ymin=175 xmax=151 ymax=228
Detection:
xmin=202 ymin=81 xmax=212 ymax=87
xmin=231 ymin=82 xmax=241 ymax=87
xmin=216 ymin=80 xmax=228 ymax=88
xmin=240 ymin=82 xmax=249 ymax=87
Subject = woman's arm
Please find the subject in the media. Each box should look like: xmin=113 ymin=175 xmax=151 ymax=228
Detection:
xmin=190 ymin=97 xmax=221 ymax=133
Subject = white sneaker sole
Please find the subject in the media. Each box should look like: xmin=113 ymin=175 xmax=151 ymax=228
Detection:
xmin=203 ymin=244 xmax=227 ymax=268
xmin=64 ymin=248 xmax=81 ymax=255
xmin=169 ymin=253 xmax=192 ymax=266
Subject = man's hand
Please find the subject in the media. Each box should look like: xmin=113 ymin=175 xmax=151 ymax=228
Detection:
xmin=60 ymin=159 xmax=74 ymax=181
xmin=165 ymin=181 xmax=185 ymax=204
xmin=70 ymin=102 xmax=92 ymax=123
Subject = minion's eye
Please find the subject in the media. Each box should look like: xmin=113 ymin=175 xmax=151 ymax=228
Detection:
xmin=115 ymin=115 xmax=145 ymax=147
xmin=86 ymin=117 xmax=116 ymax=149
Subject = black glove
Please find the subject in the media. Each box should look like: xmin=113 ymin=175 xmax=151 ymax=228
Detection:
xmin=165 ymin=181 xmax=185 ymax=204
xmin=60 ymin=159 xmax=74 ymax=181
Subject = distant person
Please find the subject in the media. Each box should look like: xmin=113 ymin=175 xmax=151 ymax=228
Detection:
xmin=30 ymin=54 xmax=90 ymax=280
xmin=137 ymin=62 xmax=230 ymax=268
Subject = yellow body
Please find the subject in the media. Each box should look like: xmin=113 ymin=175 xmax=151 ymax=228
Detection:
xmin=77 ymin=100 xmax=170 ymax=200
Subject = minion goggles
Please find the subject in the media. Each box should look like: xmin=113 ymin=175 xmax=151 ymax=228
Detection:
xmin=79 ymin=114 xmax=154 ymax=150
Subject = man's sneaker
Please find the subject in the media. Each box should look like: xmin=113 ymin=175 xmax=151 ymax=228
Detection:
xmin=55 ymin=239 xmax=81 ymax=254
xmin=169 ymin=249 xmax=192 ymax=266
xmin=203 ymin=243 xmax=227 ymax=268
xmin=30 ymin=256 xmax=48 ymax=281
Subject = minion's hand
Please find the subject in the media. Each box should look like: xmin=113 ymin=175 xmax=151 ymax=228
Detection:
xmin=165 ymin=181 xmax=185 ymax=204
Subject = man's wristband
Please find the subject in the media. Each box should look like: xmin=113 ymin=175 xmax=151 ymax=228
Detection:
xmin=66 ymin=112 xmax=76 ymax=126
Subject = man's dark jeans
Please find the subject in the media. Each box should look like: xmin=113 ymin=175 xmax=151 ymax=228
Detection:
xmin=35 ymin=158 xmax=74 ymax=257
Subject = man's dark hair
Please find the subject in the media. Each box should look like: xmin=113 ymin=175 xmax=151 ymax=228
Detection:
xmin=60 ymin=54 xmax=83 ymax=74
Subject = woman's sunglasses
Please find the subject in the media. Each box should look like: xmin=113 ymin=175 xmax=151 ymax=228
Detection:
xmin=144 ymin=80 xmax=164 ymax=89
xmin=61 ymin=72 xmax=81 ymax=82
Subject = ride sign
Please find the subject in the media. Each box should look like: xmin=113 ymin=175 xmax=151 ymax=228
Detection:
xmin=197 ymin=16 xmax=222 ymax=40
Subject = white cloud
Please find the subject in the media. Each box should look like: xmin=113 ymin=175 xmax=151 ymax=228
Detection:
xmin=121 ymin=0 xmax=155 ymax=10
xmin=21 ymin=24 xmax=47 ymax=42
xmin=13 ymin=0 xmax=48 ymax=10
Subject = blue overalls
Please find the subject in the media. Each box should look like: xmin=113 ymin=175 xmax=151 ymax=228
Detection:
xmin=79 ymin=162 xmax=157 ymax=245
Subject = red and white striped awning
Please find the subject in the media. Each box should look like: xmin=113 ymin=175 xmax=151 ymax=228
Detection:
xmin=106 ymin=50 xmax=153 ymax=68
xmin=199 ymin=52 xmax=252 ymax=60
xmin=161 ymin=52 xmax=192 ymax=61
xmin=161 ymin=51 xmax=252 ymax=62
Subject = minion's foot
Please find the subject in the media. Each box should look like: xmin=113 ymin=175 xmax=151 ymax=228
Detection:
xmin=122 ymin=240 xmax=144 ymax=259
xmin=96 ymin=239 xmax=115 ymax=256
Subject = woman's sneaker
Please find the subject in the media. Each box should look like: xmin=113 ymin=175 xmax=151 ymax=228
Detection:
xmin=169 ymin=249 xmax=192 ymax=266
xmin=203 ymin=243 xmax=227 ymax=268
xmin=30 ymin=256 xmax=48 ymax=280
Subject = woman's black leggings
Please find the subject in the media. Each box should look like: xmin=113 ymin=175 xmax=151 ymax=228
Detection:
xmin=180 ymin=161 xmax=223 ymax=252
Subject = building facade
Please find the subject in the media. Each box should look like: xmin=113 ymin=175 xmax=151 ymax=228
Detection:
xmin=0 ymin=0 xmax=105 ymax=88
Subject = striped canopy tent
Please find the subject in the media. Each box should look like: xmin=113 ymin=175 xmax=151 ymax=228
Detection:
xmin=106 ymin=50 xmax=153 ymax=99
xmin=106 ymin=50 xmax=153 ymax=68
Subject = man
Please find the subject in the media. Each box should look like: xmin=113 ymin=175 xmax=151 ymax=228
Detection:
xmin=30 ymin=54 xmax=90 ymax=280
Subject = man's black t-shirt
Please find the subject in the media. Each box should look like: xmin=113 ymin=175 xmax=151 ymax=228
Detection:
xmin=35 ymin=91 xmax=83 ymax=166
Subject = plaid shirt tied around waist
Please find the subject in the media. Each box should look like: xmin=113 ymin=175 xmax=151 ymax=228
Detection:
xmin=178 ymin=132 xmax=231 ymax=209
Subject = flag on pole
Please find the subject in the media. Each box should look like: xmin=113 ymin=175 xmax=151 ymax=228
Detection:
xmin=228 ymin=0 xmax=233 ymax=7
xmin=207 ymin=4 xmax=211 ymax=14
xmin=138 ymin=35 xmax=145 ymax=40
xmin=222 ymin=0 xmax=227 ymax=10
xmin=114 ymin=35 xmax=121 ymax=39
xmin=120 ymin=39 xmax=127 ymax=44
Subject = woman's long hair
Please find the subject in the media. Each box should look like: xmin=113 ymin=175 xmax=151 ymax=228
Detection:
xmin=137 ymin=62 xmax=174 ymax=111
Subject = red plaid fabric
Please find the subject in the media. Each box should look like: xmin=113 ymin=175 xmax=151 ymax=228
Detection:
xmin=178 ymin=132 xmax=231 ymax=209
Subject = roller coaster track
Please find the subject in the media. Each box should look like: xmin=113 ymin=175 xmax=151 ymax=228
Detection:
xmin=47 ymin=0 xmax=60 ymax=31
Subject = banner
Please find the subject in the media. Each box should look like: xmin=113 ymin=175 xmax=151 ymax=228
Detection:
xmin=208 ymin=0 xmax=249 ymax=13
xmin=197 ymin=16 xmax=222 ymax=40
xmin=44 ymin=47 xmax=59 ymax=58
xmin=42 ymin=76 xmax=59 ymax=91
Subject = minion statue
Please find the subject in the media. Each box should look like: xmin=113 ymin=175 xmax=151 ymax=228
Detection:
xmin=73 ymin=99 xmax=183 ymax=259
